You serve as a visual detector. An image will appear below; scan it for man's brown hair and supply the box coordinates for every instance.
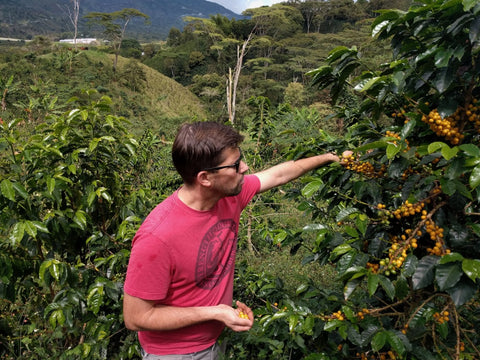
[172,121,244,185]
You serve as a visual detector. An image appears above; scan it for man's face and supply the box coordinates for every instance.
[208,147,248,197]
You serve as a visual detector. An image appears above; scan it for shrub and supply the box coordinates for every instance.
[0,90,160,359]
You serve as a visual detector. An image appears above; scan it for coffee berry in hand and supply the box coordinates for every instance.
[238,311,249,319]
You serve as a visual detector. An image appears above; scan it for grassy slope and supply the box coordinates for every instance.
[6,47,209,137]
[114,54,208,136]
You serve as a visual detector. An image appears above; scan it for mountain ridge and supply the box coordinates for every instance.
[0,0,241,41]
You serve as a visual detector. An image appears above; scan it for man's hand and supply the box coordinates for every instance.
[218,301,254,332]
[339,150,354,165]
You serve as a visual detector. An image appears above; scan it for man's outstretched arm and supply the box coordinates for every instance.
[254,152,343,193]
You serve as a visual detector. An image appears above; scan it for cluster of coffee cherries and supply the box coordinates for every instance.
[238,311,249,319]
[366,262,380,273]
[356,308,370,320]
[466,99,480,132]
[401,166,420,181]
[421,108,464,145]
[375,200,422,274]
[378,230,418,276]
[341,153,386,178]
[327,310,345,321]
[433,310,450,324]
[357,350,397,360]
[424,218,449,256]
[391,199,426,220]
[388,231,418,266]
[391,107,409,124]
[375,187,447,274]
[385,130,410,151]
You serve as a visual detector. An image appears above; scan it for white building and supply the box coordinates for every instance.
[59,38,98,45]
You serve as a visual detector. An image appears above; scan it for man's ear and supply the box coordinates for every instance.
[196,171,212,187]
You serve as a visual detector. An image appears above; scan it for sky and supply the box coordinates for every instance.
[208,0,284,14]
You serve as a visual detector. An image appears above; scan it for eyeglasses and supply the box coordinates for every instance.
[202,150,243,173]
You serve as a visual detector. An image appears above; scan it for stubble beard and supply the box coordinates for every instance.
[224,177,244,197]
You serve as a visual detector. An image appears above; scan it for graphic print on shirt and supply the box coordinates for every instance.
[195,219,237,289]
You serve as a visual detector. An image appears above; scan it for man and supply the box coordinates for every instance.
[123,121,346,359]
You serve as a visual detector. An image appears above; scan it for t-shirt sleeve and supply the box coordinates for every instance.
[123,231,172,301]
[239,174,261,208]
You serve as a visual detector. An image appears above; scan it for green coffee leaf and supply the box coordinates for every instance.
[386,331,406,355]
[470,165,480,189]
[435,263,462,291]
[412,256,439,290]
[462,259,480,281]
[1,179,15,201]
[367,272,379,296]
[378,275,395,300]
[371,331,387,352]
[49,309,66,328]
[9,222,25,246]
[446,278,477,306]
[11,182,28,199]
[73,210,87,230]
[302,180,323,198]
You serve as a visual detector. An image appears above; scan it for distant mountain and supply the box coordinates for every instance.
[0,0,241,41]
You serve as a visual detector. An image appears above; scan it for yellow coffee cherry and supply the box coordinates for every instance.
[238,311,249,319]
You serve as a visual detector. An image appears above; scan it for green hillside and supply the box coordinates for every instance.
[109,54,208,136]
[0,45,207,137]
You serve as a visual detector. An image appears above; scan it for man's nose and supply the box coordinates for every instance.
[239,160,249,173]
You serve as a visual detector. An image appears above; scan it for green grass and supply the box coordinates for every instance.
[237,194,340,298]
[238,249,339,297]
[2,46,208,139]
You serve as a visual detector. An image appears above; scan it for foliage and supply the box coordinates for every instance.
[120,59,147,92]
[284,82,307,108]
[0,48,206,137]
[120,39,143,59]
[147,10,392,119]
[0,90,164,359]
[237,0,480,359]
[84,8,149,72]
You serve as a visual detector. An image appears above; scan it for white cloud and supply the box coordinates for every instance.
[247,0,278,10]
[208,0,282,14]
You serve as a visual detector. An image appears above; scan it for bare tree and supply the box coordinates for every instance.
[182,16,256,125]
[226,30,254,125]
[71,0,80,50]
[60,0,80,50]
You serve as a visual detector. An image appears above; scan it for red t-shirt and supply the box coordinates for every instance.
[123,175,260,355]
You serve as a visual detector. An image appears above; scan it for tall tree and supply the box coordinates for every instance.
[298,1,322,33]
[243,4,303,39]
[85,8,149,72]
[59,0,81,50]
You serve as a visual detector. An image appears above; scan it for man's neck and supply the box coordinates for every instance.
[177,185,220,211]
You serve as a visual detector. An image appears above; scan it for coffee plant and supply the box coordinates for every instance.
[0,90,162,359]
[232,1,480,359]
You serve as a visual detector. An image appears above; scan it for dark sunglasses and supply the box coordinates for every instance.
[202,149,243,173]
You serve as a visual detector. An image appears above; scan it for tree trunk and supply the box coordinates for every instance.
[72,0,79,51]
[226,31,254,125]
